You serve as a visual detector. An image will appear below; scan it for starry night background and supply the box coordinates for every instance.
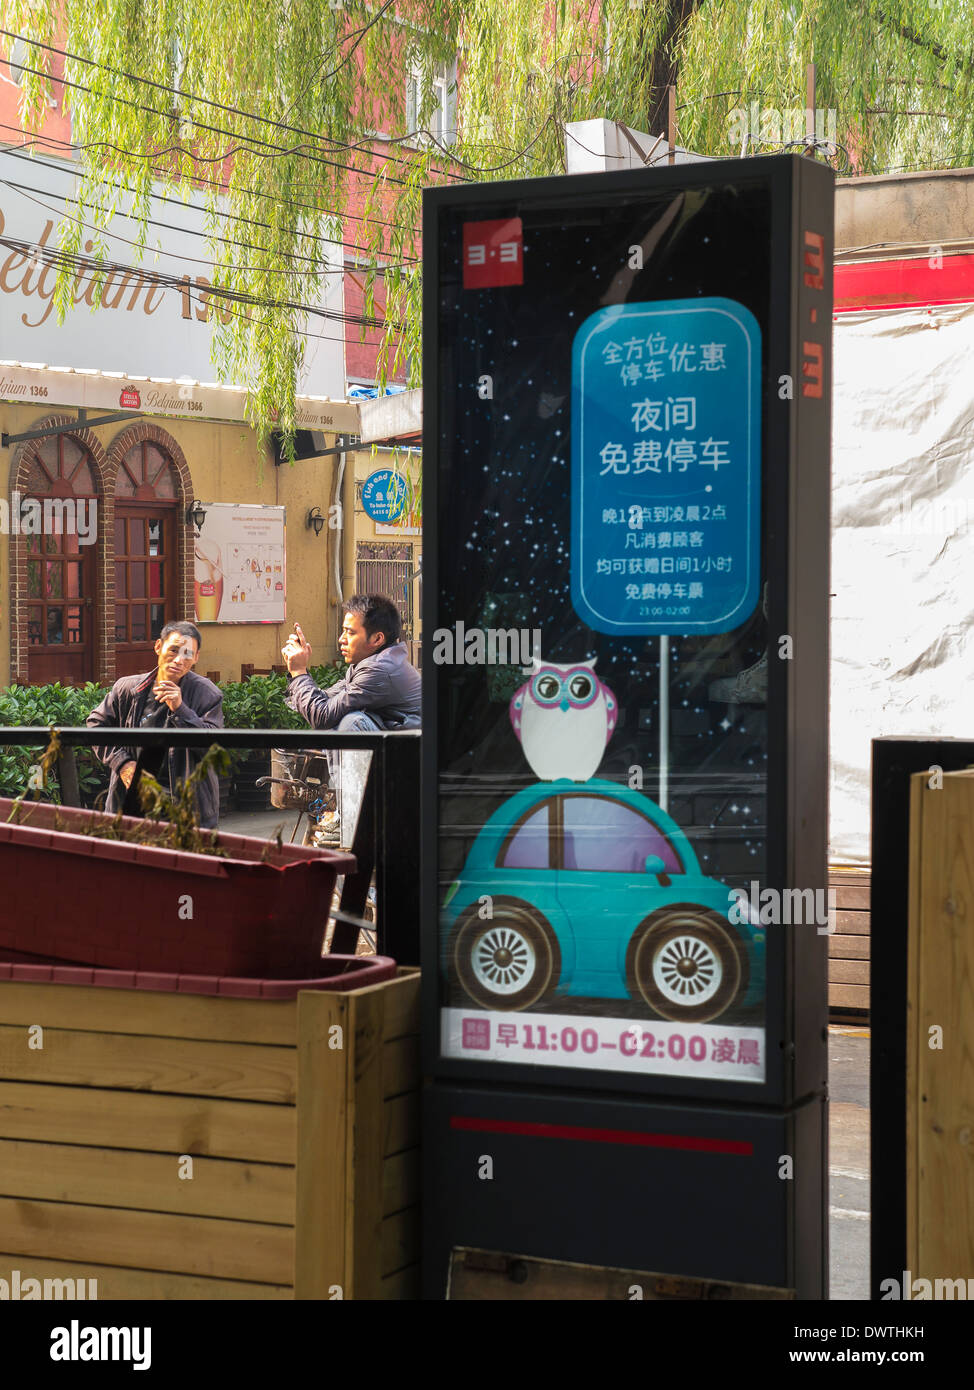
[434,178,774,1023]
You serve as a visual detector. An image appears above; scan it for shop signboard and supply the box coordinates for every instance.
[362,468,408,523]
[192,503,286,624]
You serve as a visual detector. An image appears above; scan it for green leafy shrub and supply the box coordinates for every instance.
[0,681,111,802]
[0,664,349,800]
[218,664,346,731]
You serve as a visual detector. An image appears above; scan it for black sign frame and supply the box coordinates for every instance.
[421,154,834,1110]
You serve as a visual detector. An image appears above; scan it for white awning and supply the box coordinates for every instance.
[357,387,422,443]
[0,360,361,434]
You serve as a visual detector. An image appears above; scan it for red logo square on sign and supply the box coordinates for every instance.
[463,218,524,289]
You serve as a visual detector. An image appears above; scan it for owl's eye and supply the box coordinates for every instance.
[568,674,594,702]
[534,674,561,702]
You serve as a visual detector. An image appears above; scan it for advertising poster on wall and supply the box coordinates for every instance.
[431,180,792,1091]
[193,503,286,624]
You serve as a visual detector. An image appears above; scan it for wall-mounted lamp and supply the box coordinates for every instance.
[186,500,207,533]
[307,505,326,537]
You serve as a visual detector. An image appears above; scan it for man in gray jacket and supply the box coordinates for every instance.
[282,595,421,732]
[86,621,224,829]
[283,595,420,844]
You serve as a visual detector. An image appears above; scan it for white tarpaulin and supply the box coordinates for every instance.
[831,300,974,864]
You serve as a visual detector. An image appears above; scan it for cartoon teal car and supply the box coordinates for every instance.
[442,778,764,1023]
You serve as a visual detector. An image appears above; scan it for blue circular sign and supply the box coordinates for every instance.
[361,469,408,523]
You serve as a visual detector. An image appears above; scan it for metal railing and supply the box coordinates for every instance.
[0,727,421,966]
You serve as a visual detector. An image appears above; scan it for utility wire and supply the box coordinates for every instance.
[0,23,470,182]
[0,122,421,248]
[0,222,400,335]
[0,148,419,276]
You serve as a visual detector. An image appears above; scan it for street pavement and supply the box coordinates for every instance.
[829,1026,870,1300]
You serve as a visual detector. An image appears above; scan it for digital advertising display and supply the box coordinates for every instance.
[423,157,833,1106]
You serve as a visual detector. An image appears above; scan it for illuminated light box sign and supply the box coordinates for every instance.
[423,155,833,1113]
[571,298,761,636]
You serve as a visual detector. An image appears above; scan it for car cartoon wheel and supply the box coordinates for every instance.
[450,901,560,1011]
[627,907,748,1023]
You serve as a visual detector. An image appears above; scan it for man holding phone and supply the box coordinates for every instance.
[282,596,420,844]
[281,595,421,733]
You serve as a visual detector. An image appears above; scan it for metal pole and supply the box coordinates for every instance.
[659,635,669,813]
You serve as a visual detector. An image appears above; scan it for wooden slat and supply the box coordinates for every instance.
[828,961,867,984]
[906,771,925,1271]
[828,983,870,1009]
[381,1207,420,1278]
[384,1093,420,1157]
[0,982,297,1045]
[349,981,388,1299]
[834,910,870,936]
[448,1250,793,1300]
[382,1149,419,1217]
[828,882,871,911]
[383,1036,420,1098]
[381,1263,420,1300]
[909,770,974,1279]
[378,968,421,1041]
[0,1081,296,1164]
[294,989,347,1299]
[0,1197,294,1284]
[0,1253,291,1300]
[828,934,871,960]
[0,1138,295,1224]
[0,1025,296,1103]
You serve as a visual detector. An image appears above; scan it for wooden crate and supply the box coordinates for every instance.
[0,967,420,1299]
[828,867,870,1015]
[906,771,974,1283]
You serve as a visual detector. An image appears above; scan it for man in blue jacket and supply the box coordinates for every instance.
[282,595,420,844]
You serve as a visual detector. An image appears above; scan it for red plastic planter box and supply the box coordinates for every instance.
[0,797,357,977]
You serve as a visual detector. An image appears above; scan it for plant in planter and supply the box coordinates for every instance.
[0,735,357,976]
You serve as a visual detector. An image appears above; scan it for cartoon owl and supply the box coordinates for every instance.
[510,659,618,782]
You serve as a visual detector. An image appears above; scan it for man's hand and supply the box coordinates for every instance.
[282,622,312,675]
[153,680,183,712]
[119,761,137,789]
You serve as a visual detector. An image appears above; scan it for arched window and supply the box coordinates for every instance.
[25,435,99,685]
[114,441,180,676]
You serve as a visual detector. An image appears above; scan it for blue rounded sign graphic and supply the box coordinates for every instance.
[361,469,408,523]
[571,297,762,636]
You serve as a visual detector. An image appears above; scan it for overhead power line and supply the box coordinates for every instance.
[0,23,470,181]
[0,122,422,249]
[0,146,419,275]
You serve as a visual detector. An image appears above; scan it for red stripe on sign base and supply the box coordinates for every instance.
[834,254,974,313]
[449,1116,752,1156]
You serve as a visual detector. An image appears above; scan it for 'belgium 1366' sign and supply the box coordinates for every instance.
[571,298,761,636]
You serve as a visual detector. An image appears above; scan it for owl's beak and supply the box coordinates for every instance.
[559,698,571,712]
